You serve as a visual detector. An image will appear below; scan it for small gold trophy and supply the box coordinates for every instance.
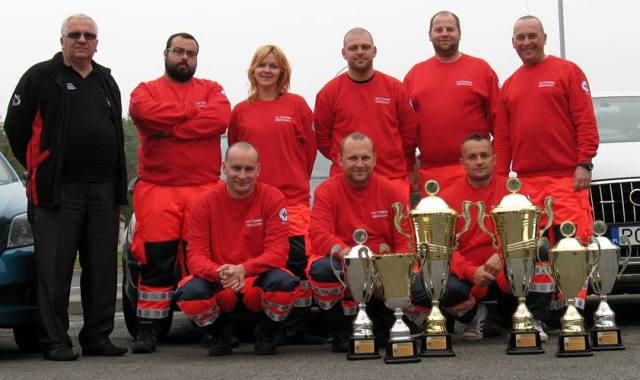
[549,221,599,357]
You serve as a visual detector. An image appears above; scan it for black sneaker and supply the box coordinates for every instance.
[131,321,157,354]
[43,343,79,361]
[82,339,128,356]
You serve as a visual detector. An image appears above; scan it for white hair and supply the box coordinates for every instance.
[60,13,98,36]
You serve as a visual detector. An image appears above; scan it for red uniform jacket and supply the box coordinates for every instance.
[186,181,289,282]
[496,55,599,177]
[129,76,231,185]
[403,54,507,169]
[310,173,410,256]
[228,93,316,205]
[313,71,418,180]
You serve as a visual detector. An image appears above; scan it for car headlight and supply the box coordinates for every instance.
[7,212,34,249]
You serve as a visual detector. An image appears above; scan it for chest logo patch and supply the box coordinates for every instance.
[66,82,77,90]
[456,80,473,87]
[245,218,263,228]
[375,96,391,105]
[371,210,388,219]
[538,81,555,88]
[275,116,292,123]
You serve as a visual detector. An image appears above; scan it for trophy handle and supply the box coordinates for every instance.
[475,201,498,249]
[417,242,429,269]
[587,236,602,279]
[329,250,347,288]
[392,202,414,252]
[357,247,376,301]
[618,235,632,278]
[538,196,554,239]
[455,201,473,245]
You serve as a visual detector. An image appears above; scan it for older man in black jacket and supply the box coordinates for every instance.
[4,13,128,361]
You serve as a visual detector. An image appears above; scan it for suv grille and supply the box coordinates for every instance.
[590,180,640,224]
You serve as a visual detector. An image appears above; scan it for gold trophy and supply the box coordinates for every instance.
[476,177,553,355]
[373,253,421,364]
[549,221,599,357]
[397,180,471,357]
[329,229,380,360]
[587,220,631,351]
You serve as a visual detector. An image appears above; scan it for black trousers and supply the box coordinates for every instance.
[32,181,119,348]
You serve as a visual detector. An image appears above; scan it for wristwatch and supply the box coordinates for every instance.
[577,162,594,172]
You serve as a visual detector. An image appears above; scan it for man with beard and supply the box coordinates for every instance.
[128,32,231,353]
[314,27,418,198]
[404,11,507,194]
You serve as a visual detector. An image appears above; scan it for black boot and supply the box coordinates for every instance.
[131,319,157,354]
[329,308,353,353]
[281,307,326,345]
[204,315,233,357]
[255,314,279,355]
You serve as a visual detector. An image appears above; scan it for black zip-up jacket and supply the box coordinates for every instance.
[3,52,127,208]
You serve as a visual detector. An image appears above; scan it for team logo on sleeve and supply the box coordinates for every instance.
[11,94,21,106]
[581,80,590,94]
[279,208,288,224]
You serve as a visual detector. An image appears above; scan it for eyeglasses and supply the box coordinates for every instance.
[64,32,98,41]
[167,47,198,58]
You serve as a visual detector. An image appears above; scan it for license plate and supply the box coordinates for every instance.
[613,225,640,245]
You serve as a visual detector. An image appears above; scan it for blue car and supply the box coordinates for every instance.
[0,152,38,351]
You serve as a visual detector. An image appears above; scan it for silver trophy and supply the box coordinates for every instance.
[330,229,380,360]
[587,220,631,351]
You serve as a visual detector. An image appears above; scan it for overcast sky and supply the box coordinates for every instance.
[1,0,639,121]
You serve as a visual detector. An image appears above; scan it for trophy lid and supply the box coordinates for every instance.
[587,220,618,251]
[552,221,587,252]
[345,228,373,258]
[494,178,536,209]
[412,180,457,215]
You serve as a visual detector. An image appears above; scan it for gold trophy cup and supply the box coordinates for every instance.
[587,220,631,351]
[373,253,421,364]
[549,221,599,357]
[477,177,553,354]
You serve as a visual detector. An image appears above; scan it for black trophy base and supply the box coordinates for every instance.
[347,338,381,360]
[419,334,455,357]
[557,333,592,357]
[591,328,625,351]
[507,331,544,355]
[384,339,421,364]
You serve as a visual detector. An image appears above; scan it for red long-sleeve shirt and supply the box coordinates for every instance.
[440,175,510,283]
[228,93,316,205]
[496,56,599,177]
[403,54,507,169]
[129,76,231,185]
[313,71,418,179]
[186,181,289,282]
[310,173,410,256]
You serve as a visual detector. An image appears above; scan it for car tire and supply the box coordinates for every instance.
[13,325,40,352]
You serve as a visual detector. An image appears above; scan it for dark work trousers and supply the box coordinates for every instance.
[32,181,119,348]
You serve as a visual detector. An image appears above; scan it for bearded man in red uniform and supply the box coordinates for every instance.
[174,142,299,356]
[497,16,599,313]
[308,132,412,352]
[432,134,550,341]
[128,32,231,353]
[404,11,507,194]
[314,27,418,197]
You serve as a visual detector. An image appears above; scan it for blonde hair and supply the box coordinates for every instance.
[247,45,291,102]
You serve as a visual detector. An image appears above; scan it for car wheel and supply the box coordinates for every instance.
[13,325,40,352]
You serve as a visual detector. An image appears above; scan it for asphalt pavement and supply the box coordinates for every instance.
[1,295,640,379]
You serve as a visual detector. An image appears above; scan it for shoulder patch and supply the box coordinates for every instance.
[581,80,590,94]
[12,94,21,106]
[279,208,288,224]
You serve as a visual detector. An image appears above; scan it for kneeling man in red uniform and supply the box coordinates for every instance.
[174,142,299,356]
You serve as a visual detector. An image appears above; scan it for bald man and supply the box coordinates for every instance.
[314,27,418,198]
[174,142,299,356]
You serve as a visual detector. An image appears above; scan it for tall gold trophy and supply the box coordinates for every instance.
[373,253,421,364]
[477,177,553,354]
[329,229,380,360]
[394,180,472,357]
[549,221,599,357]
[587,221,630,351]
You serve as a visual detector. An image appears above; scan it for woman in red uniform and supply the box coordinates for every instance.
[228,45,319,344]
